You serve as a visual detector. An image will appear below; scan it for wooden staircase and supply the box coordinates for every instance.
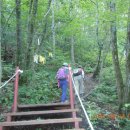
[0,67,85,130]
[0,102,84,130]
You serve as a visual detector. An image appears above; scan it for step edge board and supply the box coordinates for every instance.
[0,118,82,126]
[18,102,70,108]
[5,109,79,116]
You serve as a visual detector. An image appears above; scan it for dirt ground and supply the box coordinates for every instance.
[76,74,119,130]
[83,73,97,97]
[75,74,97,130]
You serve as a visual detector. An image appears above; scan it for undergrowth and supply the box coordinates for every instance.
[82,66,129,130]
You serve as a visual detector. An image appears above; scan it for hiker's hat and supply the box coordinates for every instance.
[63,62,68,67]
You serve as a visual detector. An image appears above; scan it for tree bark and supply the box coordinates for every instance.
[110,0,125,113]
[52,0,55,57]
[126,2,130,102]
[69,0,75,64]
[15,0,22,67]
[71,36,75,64]
[93,46,102,79]
[93,2,103,79]
[26,0,38,69]
[0,0,2,85]
[40,0,52,47]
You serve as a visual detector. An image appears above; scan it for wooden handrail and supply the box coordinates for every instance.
[12,67,19,112]
[68,65,79,128]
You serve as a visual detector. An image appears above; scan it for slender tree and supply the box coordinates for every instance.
[40,0,52,47]
[110,0,125,113]
[26,0,38,69]
[71,36,75,64]
[93,1,103,79]
[15,0,22,67]
[69,0,75,64]
[0,0,2,86]
[52,0,56,57]
[126,2,130,102]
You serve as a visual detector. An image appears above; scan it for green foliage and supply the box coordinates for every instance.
[0,84,14,108]
[0,63,63,108]
[104,54,113,67]
[84,66,94,73]
[1,0,130,129]
[19,66,61,104]
[91,83,117,104]
[0,114,4,122]
[84,101,101,120]
[19,84,61,104]
[84,101,118,130]
[87,62,123,122]
[2,64,14,80]
[100,67,116,86]
[121,119,130,130]
[124,104,130,108]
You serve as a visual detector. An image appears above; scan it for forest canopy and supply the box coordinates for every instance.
[0,0,130,129]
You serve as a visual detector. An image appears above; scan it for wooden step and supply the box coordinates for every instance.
[6,109,78,117]
[18,102,70,108]
[18,102,70,111]
[63,129,85,130]
[0,118,82,127]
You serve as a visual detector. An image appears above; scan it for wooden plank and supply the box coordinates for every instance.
[5,109,78,116]
[18,102,70,109]
[0,118,82,127]
[63,129,85,130]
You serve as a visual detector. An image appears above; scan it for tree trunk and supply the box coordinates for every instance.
[93,46,102,79]
[26,0,38,69]
[126,2,130,102]
[71,36,75,64]
[15,0,22,67]
[40,0,51,47]
[110,0,125,113]
[1,6,7,62]
[52,0,55,57]
[0,0,2,85]
[93,2,103,79]
[69,0,75,65]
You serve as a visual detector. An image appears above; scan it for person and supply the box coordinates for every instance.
[73,65,85,96]
[56,63,69,103]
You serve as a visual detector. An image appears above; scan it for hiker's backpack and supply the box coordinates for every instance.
[73,68,82,76]
[56,67,68,80]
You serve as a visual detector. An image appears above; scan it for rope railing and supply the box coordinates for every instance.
[69,66,94,130]
[0,69,23,89]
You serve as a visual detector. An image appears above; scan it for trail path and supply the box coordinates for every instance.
[77,74,119,130]
[75,73,97,130]
[84,74,97,95]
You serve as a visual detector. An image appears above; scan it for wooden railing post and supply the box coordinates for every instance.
[12,67,19,112]
[0,126,3,130]
[68,65,79,128]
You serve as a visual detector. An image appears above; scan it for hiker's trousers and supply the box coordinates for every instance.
[59,79,68,102]
[73,75,84,95]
